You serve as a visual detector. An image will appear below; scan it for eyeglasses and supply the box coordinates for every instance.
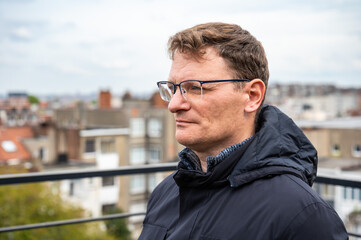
[156,79,251,102]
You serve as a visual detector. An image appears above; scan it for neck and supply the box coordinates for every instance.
[194,152,210,172]
[191,116,256,172]
[194,134,253,172]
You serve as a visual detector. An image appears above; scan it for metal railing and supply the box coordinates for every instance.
[0,162,178,234]
[0,163,361,238]
[0,162,178,185]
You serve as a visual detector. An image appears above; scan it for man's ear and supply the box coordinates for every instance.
[244,79,266,113]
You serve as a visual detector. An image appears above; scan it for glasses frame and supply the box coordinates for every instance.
[156,79,251,102]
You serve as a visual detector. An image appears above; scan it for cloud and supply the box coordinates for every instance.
[352,59,361,70]
[0,0,360,95]
[10,27,32,41]
[55,64,92,76]
[93,59,131,70]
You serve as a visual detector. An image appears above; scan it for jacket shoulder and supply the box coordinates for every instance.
[272,175,348,239]
[230,173,347,239]
[147,172,177,207]
[142,171,179,236]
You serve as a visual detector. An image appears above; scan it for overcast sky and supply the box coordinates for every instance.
[0,0,360,96]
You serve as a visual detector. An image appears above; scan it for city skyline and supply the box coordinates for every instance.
[1,0,361,96]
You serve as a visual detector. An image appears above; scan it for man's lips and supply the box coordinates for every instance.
[175,119,194,126]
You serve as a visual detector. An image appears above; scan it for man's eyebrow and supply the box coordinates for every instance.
[167,76,177,82]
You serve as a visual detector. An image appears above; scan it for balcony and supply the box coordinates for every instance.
[0,163,361,239]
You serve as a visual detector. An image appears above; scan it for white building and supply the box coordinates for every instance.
[57,128,129,218]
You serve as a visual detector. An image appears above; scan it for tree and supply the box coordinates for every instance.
[0,167,117,240]
[28,95,40,105]
[346,210,361,233]
[104,206,132,240]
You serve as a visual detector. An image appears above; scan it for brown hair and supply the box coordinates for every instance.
[168,22,269,90]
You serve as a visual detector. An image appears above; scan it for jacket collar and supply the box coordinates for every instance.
[229,105,317,187]
[173,105,318,189]
[174,138,254,189]
[178,137,254,172]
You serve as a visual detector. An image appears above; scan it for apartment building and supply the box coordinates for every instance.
[296,117,361,228]
[266,84,361,120]
[52,91,181,237]
[57,128,129,218]
[0,92,41,127]
[297,117,361,160]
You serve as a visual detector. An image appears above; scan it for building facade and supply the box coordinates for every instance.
[52,91,181,238]
[297,117,361,232]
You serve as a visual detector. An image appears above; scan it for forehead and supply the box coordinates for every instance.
[168,48,233,82]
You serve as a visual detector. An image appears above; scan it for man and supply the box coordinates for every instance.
[139,22,348,239]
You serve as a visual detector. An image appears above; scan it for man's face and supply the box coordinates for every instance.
[168,47,253,155]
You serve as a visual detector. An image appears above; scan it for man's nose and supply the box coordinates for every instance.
[168,87,190,113]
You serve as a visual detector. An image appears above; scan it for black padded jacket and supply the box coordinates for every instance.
[139,105,348,240]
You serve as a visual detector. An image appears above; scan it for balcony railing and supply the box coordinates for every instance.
[0,163,361,238]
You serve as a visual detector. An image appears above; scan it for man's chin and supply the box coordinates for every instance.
[176,133,202,150]
[176,134,193,147]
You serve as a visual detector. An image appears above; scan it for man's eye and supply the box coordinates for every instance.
[190,85,201,90]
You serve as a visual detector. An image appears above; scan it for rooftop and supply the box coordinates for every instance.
[80,128,129,137]
[296,116,361,129]
[0,127,34,162]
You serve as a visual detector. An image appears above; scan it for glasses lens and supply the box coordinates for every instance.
[158,82,173,102]
[181,81,202,101]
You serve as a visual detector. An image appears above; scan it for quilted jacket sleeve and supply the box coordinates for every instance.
[281,202,348,240]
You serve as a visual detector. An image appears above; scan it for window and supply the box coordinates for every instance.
[102,204,116,214]
[148,174,157,192]
[85,139,95,153]
[302,104,312,110]
[149,147,161,163]
[129,202,147,222]
[130,118,145,137]
[344,188,361,201]
[320,184,334,198]
[38,147,48,162]
[69,181,74,196]
[100,138,115,153]
[130,148,145,165]
[130,175,146,194]
[39,147,44,160]
[344,187,355,200]
[352,144,361,158]
[1,140,17,152]
[102,176,115,186]
[148,118,162,137]
[331,144,341,157]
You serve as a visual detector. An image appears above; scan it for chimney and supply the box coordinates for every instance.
[99,90,112,109]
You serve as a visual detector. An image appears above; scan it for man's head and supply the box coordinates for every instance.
[163,22,268,161]
[168,22,269,92]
